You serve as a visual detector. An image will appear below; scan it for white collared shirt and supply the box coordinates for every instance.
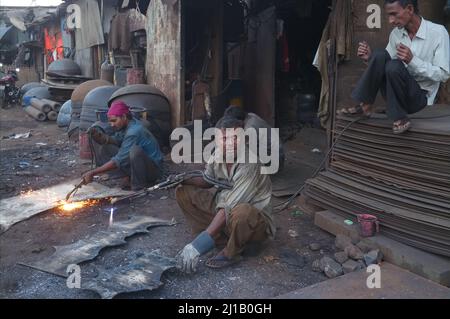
[386,18,450,105]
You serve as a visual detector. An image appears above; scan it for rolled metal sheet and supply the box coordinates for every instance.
[24,106,46,121]
[41,99,61,112]
[47,111,58,121]
[30,98,52,113]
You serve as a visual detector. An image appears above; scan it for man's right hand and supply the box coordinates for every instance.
[357,41,371,62]
[88,126,110,145]
[82,170,95,185]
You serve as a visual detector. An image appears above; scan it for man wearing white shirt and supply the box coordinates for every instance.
[339,0,449,134]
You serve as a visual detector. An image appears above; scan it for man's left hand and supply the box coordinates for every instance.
[397,44,413,64]
[175,243,201,274]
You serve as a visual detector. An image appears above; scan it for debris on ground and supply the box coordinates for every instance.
[2,131,32,139]
[363,249,384,266]
[288,229,299,238]
[309,243,321,251]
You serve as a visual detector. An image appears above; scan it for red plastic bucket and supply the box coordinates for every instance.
[79,131,92,160]
[357,214,379,237]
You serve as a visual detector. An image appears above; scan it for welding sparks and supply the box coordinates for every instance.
[19,188,102,214]
[109,207,115,227]
[57,199,100,213]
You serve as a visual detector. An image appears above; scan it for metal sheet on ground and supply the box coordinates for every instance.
[20,216,176,277]
[81,252,175,299]
[0,179,134,233]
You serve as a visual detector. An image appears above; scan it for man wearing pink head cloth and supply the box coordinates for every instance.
[83,100,164,190]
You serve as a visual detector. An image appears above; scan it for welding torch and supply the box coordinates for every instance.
[65,179,86,202]
[110,170,233,204]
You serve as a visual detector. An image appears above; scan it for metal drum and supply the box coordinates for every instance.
[80,85,120,131]
[108,84,171,147]
[22,86,51,107]
[69,80,112,138]
[48,59,81,76]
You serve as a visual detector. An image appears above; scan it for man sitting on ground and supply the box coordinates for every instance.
[339,0,449,134]
[175,117,275,273]
[219,105,285,171]
[82,100,164,190]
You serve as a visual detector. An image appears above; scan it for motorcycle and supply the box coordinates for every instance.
[0,69,20,109]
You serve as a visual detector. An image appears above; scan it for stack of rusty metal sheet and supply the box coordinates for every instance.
[305,105,450,257]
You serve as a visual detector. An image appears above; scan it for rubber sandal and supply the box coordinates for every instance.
[393,118,411,134]
[205,253,242,269]
[337,105,371,118]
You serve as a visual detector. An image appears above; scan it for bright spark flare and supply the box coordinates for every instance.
[57,199,100,212]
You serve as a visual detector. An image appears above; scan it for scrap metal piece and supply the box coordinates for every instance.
[0,179,134,233]
[20,216,176,277]
[81,252,175,299]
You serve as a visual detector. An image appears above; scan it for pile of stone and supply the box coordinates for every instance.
[312,234,383,279]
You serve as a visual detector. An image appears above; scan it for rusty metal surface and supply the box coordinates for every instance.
[242,6,276,125]
[47,59,82,76]
[305,105,450,257]
[71,80,113,103]
[336,0,393,110]
[108,84,169,106]
[0,179,134,233]
[81,252,175,299]
[84,86,121,108]
[20,216,176,277]
[146,0,183,128]
[108,84,172,146]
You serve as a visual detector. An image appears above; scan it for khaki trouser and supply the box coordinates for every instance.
[175,185,269,258]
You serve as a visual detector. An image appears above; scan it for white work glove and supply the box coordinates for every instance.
[175,231,215,274]
[175,243,201,274]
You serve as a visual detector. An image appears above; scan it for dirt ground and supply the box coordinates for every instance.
[0,106,336,299]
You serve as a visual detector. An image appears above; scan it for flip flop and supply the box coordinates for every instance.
[393,118,411,134]
[205,253,242,269]
[337,105,372,118]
